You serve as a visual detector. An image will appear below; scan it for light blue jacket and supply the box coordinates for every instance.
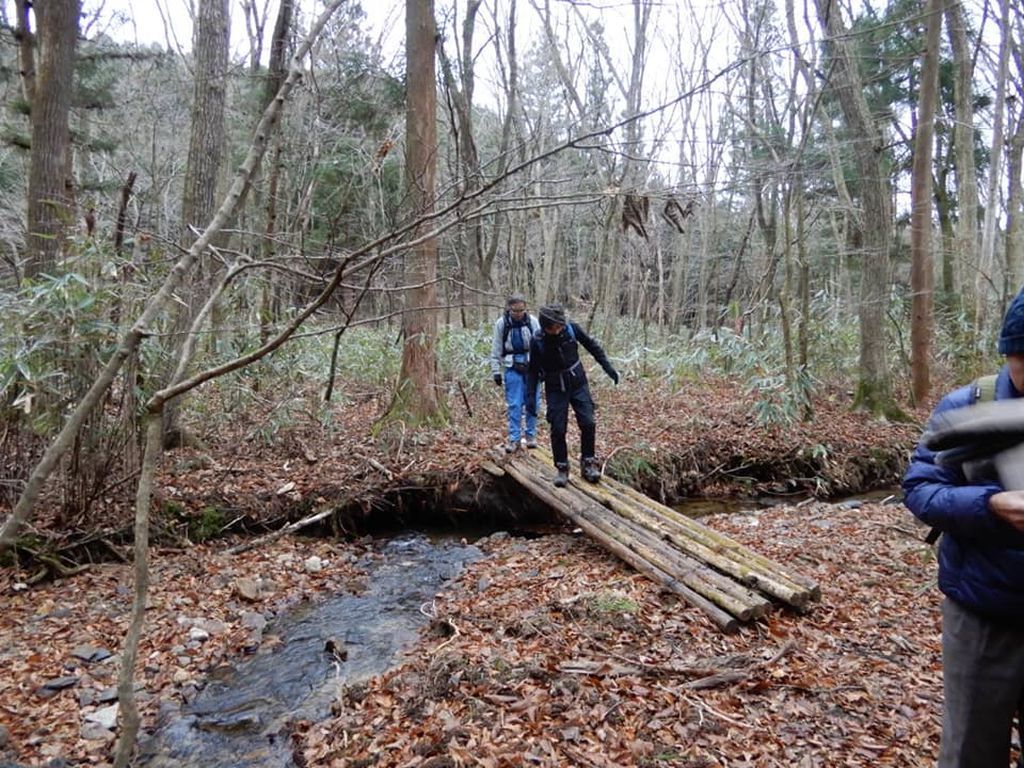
[490,312,541,376]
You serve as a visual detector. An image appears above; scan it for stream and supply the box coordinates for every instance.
[136,534,484,768]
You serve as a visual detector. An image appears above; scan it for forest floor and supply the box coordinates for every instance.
[0,376,952,766]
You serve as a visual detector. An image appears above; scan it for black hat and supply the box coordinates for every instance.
[538,304,566,328]
[1000,288,1024,355]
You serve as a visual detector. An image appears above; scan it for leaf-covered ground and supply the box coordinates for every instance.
[0,378,946,766]
[299,502,943,767]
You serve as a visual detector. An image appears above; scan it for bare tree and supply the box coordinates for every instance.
[978,0,1012,315]
[438,0,489,325]
[910,0,943,405]
[945,0,979,306]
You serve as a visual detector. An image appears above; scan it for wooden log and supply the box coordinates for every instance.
[605,475,821,601]
[508,457,768,617]
[573,481,794,614]
[570,498,770,621]
[502,461,742,633]
[527,449,820,603]
[563,495,772,620]
[571,474,815,610]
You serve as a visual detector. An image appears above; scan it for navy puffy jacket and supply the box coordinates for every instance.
[903,365,1024,622]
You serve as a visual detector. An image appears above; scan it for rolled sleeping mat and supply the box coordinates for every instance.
[923,399,1024,452]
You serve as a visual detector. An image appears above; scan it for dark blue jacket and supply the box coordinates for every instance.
[903,366,1024,622]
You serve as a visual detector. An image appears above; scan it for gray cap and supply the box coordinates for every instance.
[538,304,566,328]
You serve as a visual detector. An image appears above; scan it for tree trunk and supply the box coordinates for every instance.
[978,0,1011,313]
[24,0,79,280]
[813,0,895,416]
[383,0,447,427]
[946,0,979,313]
[909,0,942,406]
[1007,110,1024,295]
[163,0,231,448]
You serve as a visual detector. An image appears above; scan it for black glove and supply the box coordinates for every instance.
[607,367,619,385]
[493,373,503,386]
[526,400,537,418]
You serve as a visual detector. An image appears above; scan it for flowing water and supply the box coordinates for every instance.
[137,535,483,768]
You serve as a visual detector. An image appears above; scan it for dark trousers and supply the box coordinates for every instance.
[939,597,1024,767]
[545,383,596,468]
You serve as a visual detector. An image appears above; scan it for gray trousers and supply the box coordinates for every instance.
[940,597,1024,767]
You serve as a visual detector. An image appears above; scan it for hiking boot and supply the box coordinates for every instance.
[505,441,520,454]
[554,464,569,488]
[582,457,601,483]
[525,437,538,449]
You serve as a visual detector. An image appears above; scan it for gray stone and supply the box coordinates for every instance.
[70,645,112,664]
[80,723,114,742]
[84,703,119,730]
[188,626,209,642]
[96,687,118,703]
[195,618,226,635]
[234,577,261,602]
[240,611,267,632]
[38,676,79,697]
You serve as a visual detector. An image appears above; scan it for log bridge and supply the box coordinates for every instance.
[492,449,821,633]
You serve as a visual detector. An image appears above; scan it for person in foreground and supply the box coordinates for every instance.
[526,304,618,487]
[903,287,1024,767]
[490,293,542,453]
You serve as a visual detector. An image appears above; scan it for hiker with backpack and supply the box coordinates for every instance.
[490,293,542,453]
[526,303,619,487]
[903,286,1024,767]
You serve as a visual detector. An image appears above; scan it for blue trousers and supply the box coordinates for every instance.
[545,383,596,467]
[504,367,539,443]
[939,597,1024,767]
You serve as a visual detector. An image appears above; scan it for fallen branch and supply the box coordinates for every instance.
[227,503,341,555]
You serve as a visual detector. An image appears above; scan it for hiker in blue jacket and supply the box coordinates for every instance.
[490,293,542,453]
[526,304,619,487]
[903,286,1024,767]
